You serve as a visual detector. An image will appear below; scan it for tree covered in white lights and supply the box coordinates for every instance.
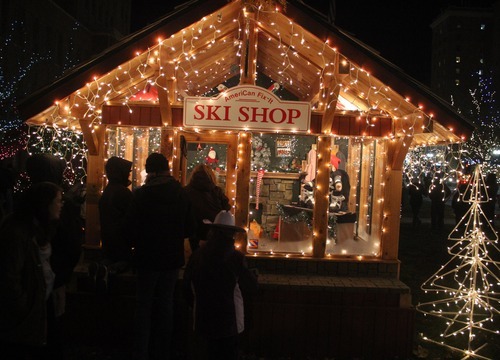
[0,19,86,186]
[417,165,500,359]
[460,71,500,175]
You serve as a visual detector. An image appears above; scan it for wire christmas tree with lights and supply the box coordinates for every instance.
[417,164,500,359]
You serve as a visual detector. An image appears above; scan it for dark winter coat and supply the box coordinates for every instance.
[183,232,258,339]
[125,174,195,271]
[0,213,47,346]
[184,171,230,245]
[99,157,133,262]
[408,183,424,208]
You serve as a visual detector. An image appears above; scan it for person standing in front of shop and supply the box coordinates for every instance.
[96,156,134,287]
[0,181,63,360]
[183,210,258,360]
[428,175,451,231]
[184,164,231,253]
[408,177,424,229]
[125,153,195,360]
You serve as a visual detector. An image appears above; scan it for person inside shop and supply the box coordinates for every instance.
[183,210,258,360]
[95,156,134,291]
[0,181,64,360]
[329,154,350,213]
[124,152,195,360]
[184,164,231,253]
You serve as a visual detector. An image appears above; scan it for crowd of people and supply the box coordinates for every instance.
[0,152,258,360]
[406,170,498,231]
[2,150,497,360]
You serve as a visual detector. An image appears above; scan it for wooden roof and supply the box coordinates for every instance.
[17,0,474,146]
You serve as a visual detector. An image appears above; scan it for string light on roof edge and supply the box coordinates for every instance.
[416,164,500,359]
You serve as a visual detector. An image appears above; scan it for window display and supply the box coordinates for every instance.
[247,134,382,257]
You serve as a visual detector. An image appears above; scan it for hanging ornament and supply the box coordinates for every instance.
[197,143,202,151]
[205,147,218,165]
[268,82,280,93]
[255,169,265,209]
[216,84,228,93]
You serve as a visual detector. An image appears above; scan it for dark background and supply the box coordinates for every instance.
[131,0,498,86]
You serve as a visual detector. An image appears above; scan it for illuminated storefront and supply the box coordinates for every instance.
[19,1,474,357]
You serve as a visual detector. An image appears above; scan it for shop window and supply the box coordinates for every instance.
[186,142,228,192]
[247,134,381,257]
[106,127,161,188]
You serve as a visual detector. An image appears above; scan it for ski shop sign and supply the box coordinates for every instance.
[184,85,310,132]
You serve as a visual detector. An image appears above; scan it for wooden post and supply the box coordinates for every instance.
[380,136,413,262]
[312,136,331,258]
[161,128,175,177]
[234,132,251,253]
[82,123,106,247]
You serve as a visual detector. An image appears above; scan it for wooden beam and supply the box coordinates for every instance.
[320,80,340,133]
[79,118,99,155]
[156,73,172,126]
[312,136,331,258]
[234,132,251,253]
[84,123,106,247]
[161,128,175,170]
[379,136,412,262]
[380,168,403,262]
[387,135,413,171]
[239,13,257,85]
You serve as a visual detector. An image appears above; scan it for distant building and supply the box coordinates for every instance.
[430,1,500,114]
[0,0,131,98]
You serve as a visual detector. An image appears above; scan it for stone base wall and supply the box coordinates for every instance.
[251,177,299,235]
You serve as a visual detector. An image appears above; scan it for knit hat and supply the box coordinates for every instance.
[203,210,246,233]
[145,153,169,174]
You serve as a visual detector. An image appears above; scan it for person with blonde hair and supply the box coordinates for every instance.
[185,164,231,252]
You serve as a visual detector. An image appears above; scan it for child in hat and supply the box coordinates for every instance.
[183,210,258,360]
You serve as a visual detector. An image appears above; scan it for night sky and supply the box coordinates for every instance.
[131,0,497,86]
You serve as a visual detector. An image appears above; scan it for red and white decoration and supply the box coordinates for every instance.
[255,169,265,210]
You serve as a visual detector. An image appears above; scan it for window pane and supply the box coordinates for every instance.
[247,133,316,255]
[106,126,161,188]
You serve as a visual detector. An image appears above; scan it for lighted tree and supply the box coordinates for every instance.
[0,20,40,159]
[1,19,86,185]
[417,165,500,359]
[459,70,500,175]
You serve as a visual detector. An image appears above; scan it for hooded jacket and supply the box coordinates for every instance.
[99,157,133,261]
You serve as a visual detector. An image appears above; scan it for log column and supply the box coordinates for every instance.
[380,135,413,263]
[312,136,331,258]
[80,119,106,247]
